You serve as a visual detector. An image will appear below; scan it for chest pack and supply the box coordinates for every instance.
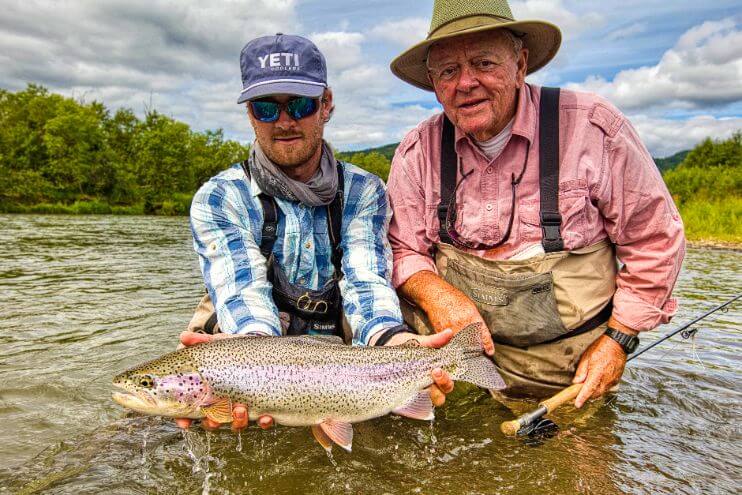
[243,160,346,337]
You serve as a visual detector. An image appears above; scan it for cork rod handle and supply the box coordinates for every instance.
[540,383,583,413]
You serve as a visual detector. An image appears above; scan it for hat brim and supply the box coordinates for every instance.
[237,80,326,104]
[390,20,561,91]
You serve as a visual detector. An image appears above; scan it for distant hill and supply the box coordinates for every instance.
[339,143,398,161]
[341,142,690,171]
[655,150,690,172]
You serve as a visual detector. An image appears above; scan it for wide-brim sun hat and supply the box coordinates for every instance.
[390,0,562,91]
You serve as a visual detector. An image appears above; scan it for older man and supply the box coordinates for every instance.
[388,1,685,406]
[177,34,456,433]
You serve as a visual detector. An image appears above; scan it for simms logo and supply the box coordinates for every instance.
[258,52,300,71]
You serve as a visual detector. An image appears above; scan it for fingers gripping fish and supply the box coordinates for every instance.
[112,324,504,452]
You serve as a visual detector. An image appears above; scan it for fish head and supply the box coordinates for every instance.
[112,349,209,419]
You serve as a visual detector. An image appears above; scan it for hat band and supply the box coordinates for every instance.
[241,78,327,94]
[430,15,515,39]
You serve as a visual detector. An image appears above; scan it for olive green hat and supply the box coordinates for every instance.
[390,0,562,91]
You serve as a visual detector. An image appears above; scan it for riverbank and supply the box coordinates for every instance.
[2,205,740,249]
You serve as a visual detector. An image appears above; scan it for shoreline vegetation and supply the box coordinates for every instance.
[1,85,740,245]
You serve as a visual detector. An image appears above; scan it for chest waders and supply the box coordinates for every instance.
[187,162,348,341]
[401,87,617,398]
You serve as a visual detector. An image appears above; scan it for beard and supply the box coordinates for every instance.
[260,127,324,169]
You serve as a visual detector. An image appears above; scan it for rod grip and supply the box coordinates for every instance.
[540,383,583,413]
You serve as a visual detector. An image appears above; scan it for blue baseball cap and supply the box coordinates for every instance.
[237,33,328,104]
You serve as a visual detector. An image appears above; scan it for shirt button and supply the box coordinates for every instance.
[305,241,312,249]
[298,278,306,285]
[487,167,493,174]
[486,204,493,211]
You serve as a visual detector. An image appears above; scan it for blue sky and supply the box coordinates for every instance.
[1,0,740,156]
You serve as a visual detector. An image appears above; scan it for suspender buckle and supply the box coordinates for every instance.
[436,204,448,220]
[540,212,562,242]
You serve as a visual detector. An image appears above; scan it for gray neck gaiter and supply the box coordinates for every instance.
[248,140,338,206]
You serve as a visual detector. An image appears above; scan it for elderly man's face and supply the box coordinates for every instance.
[427,31,528,142]
[248,90,333,169]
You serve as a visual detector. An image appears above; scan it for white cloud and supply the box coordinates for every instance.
[606,22,648,41]
[0,0,738,153]
[326,102,439,149]
[370,18,429,47]
[567,17,742,111]
[510,0,604,38]
[631,115,742,157]
[0,0,299,136]
[309,31,365,71]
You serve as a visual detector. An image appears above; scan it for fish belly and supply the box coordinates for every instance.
[201,362,436,426]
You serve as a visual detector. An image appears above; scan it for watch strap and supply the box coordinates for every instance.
[373,324,414,346]
[605,327,640,354]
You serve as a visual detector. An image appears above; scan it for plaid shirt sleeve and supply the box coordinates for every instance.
[190,171,281,336]
[339,169,404,345]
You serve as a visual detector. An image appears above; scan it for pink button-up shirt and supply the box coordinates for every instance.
[388,84,685,332]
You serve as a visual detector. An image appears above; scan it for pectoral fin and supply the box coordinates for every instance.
[319,419,353,452]
[311,425,334,452]
[392,390,435,421]
[201,397,233,424]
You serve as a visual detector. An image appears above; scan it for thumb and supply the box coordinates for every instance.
[418,329,454,349]
[573,356,590,384]
[180,331,211,347]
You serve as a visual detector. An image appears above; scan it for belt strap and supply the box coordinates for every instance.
[539,87,565,253]
[539,302,613,346]
[438,116,457,244]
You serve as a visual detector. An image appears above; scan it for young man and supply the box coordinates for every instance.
[177,34,456,431]
[387,1,685,406]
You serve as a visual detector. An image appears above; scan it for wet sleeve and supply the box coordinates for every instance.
[339,174,404,346]
[387,134,438,288]
[190,179,281,336]
[595,117,686,332]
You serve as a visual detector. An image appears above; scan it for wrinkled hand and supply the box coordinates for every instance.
[384,330,456,407]
[426,303,495,357]
[572,335,627,408]
[174,331,274,431]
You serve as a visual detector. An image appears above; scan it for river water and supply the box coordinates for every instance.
[0,214,739,495]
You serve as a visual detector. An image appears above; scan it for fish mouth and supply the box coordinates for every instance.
[111,385,201,419]
[111,384,157,409]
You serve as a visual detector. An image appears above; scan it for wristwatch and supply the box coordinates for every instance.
[604,327,640,355]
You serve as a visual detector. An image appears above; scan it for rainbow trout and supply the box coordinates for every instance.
[112,325,504,451]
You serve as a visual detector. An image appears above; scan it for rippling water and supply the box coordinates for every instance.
[0,214,739,495]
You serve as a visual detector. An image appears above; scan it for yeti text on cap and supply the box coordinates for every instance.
[258,53,300,71]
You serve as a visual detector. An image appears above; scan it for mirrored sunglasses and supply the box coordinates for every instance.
[249,96,319,123]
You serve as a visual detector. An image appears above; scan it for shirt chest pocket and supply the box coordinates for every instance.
[518,180,589,249]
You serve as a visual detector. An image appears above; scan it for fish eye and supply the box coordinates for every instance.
[139,375,155,388]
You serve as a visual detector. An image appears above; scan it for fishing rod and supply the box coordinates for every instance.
[500,293,741,438]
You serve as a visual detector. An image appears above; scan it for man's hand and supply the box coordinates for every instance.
[572,335,627,408]
[399,270,494,356]
[175,331,274,431]
[383,329,456,407]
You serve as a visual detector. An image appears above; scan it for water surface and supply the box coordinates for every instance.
[0,214,739,494]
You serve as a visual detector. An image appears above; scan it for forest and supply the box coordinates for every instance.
[1,85,739,243]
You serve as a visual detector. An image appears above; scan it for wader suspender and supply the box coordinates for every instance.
[538,87,565,252]
[437,117,457,245]
[437,87,565,252]
[254,162,345,279]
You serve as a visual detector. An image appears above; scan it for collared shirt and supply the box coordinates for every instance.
[190,161,403,345]
[388,84,686,332]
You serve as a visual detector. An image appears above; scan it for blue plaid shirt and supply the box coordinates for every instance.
[190,161,403,345]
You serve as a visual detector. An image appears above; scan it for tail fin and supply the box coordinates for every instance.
[446,324,506,390]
